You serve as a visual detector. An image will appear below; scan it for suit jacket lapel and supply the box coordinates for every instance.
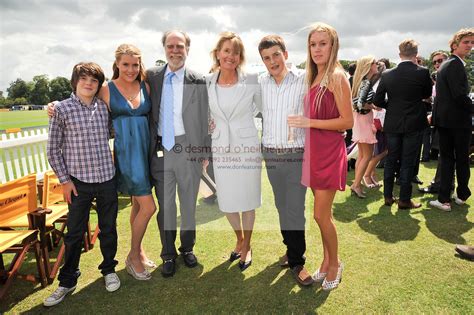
[208,72,227,121]
[151,67,165,123]
[182,68,196,113]
[226,70,247,120]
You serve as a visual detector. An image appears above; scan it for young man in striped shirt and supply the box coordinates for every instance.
[258,35,312,286]
[45,62,120,306]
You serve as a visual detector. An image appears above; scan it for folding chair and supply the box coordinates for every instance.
[41,171,99,282]
[42,171,99,250]
[41,171,69,248]
[0,174,50,299]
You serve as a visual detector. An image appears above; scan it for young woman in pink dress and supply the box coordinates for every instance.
[288,22,353,291]
[350,56,379,198]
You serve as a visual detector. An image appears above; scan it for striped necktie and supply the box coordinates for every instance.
[162,72,175,151]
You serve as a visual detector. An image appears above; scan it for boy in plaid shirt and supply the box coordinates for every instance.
[45,62,120,306]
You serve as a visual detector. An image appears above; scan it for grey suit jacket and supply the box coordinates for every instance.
[146,65,209,162]
[206,71,262,154]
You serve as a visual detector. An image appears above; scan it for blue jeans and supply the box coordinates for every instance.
[384,131,423,202]
[58,176,118,288]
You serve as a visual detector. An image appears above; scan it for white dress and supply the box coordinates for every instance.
[209,73,262,213]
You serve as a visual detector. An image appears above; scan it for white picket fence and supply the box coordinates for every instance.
[0,128,51,184]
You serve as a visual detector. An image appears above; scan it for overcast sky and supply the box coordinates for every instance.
[0,0,472,94]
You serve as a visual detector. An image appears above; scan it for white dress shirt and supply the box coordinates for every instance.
[260,69,306,148]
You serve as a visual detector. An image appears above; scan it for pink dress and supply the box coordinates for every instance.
[352,109,377,144]
[301,85,347,191]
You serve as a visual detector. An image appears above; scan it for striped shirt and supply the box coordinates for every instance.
[260,69,306,148]
[47,93,115,184]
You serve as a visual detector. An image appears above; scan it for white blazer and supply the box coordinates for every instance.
[205,70,262,153]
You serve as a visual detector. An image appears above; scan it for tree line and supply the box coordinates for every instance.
[0,75,72,108]
[1,53,472,108]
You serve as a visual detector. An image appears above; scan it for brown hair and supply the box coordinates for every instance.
[430,50,448,61]
[161,30,191,48]
[258,34,287,55]
[449,28,474,53]
[70,62,105,94]
[399,39,418,58]
[210,31,246,73]
[112,44,146,82]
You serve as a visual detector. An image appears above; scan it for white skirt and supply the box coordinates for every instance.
[212,151,262,213]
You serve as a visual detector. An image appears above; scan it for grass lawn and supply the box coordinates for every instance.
[0,111,49,131]
[1,161,473,313]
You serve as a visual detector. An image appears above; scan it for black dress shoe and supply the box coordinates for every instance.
[412,176,423,185]
[203,194,217,205]
[418,185,439,194]
[182,251,198,268]
[161,259,176,278]
[455,245,474,261]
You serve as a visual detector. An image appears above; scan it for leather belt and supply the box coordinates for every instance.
[262,146,304,155]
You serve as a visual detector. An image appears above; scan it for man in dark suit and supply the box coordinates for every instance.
[146,30,209,277]
[374,39,432,210]
[418,51,449,194]
[429,28,473,212]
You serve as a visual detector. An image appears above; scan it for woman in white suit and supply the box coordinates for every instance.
[206,32,262,271]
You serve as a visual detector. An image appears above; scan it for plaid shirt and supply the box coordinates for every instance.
[47,93,115,184]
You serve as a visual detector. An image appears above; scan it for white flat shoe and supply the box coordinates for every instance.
[311,269,327,283]
[143,259,157,269]
[126,257,151,281]
[322,262,344,291]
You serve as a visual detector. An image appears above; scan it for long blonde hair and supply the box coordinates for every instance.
[210,32,246,73]
[351,55,375,98]
[305,22,343,109]
[112,43,146,82]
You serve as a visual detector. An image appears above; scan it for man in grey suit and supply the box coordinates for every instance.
[146,30,209,277]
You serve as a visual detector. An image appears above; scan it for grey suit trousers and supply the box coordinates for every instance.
[150,135,201,260]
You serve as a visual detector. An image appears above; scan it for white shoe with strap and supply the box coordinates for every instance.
[322,262,344,291]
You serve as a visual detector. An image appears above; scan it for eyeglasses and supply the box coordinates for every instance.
[433,59,444,65]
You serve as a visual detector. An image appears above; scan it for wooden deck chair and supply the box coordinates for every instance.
[42,171,98,250]
[41,171,69,248]
[0,174,50,299]
[0,174,38,228]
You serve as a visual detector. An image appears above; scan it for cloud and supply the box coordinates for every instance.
[0,0,472,94]
[46,45,78,55]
